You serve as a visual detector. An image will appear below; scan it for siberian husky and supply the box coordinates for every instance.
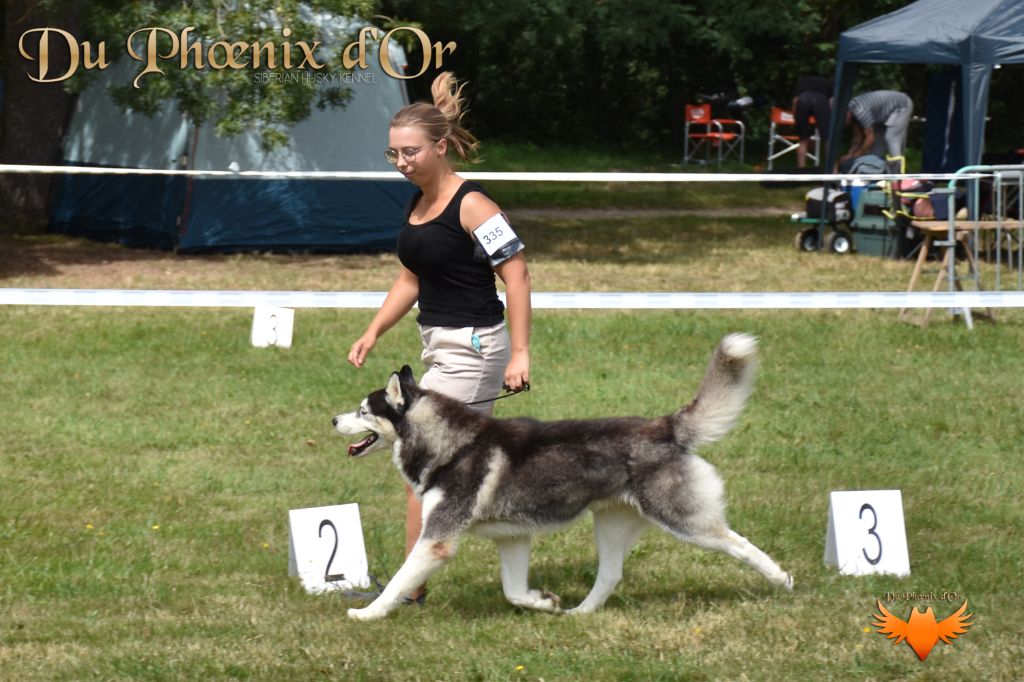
[332,333,792,620]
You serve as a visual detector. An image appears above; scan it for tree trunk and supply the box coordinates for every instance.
[0,0,83,231]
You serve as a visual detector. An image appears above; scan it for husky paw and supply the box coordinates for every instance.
[347,606,387,621]
[781,573,794,592]
[563,605,594,616]
[510,589,562,613]
[533,590,562,614]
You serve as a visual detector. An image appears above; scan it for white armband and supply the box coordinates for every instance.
[473,213,519,256]
[472,212,525,267]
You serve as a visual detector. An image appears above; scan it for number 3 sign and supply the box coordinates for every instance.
[824,490,910,577]
[251,305,294,348]
[288,503,371,593]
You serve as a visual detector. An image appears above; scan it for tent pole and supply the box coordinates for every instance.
[821,61,859,249]
[177,125,201,253]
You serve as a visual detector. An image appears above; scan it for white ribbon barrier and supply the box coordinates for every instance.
[2,288,1023,310]
[0,163,984,184]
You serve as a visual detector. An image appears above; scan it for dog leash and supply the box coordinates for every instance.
[465,382,530,407]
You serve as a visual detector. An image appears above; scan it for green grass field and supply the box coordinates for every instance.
[2,306,1023,680]
[2,167,1024,679]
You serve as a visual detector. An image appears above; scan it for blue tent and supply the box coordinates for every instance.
[50,12,415,252]
[825,0,1024,173]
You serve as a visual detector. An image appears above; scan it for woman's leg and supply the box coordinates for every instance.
[404,484,425,601]
[405,484,422,556]
[403,323,510,600]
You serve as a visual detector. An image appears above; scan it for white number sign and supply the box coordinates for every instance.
[472,212,518,256]
[251,306,294,348]
[287,503,371,594]
[824,490,910,576]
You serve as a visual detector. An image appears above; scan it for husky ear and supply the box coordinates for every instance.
[398,364,417,387]
[385,371,405,410]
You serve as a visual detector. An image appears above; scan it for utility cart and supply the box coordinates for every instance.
[792,183,916,258]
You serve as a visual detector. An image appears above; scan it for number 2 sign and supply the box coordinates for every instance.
[824,490,910,577]
[287,503,371,594]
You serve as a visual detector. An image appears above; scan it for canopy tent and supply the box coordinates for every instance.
[825,0,1024,174]
[50,11,415,252]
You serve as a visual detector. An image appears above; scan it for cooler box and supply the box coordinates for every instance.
[851,188,907,258]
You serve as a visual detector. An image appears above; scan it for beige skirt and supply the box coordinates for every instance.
[418,322,511,415]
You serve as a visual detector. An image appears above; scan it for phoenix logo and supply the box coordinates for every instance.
[873,599,973,660]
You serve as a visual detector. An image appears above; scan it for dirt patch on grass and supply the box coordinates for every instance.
[513,206,793,220]
[0,235,401,291]
[0,208,789,293]
[1,207,917,295]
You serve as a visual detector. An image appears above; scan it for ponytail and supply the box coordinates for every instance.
[390,72,480,163]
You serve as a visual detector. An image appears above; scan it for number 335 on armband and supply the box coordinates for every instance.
[473,212,525,266]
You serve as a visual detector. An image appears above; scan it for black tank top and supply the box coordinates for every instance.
[397,180,505,327]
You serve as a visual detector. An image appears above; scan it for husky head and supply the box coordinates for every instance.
[332,365,419,457]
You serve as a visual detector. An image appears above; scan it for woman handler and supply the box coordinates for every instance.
[347,72,532,603]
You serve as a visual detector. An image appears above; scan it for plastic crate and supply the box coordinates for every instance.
[851,188,903,258]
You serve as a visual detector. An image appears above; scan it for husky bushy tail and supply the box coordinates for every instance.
[674,333,758,447]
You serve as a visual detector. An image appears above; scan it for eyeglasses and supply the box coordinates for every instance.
[384,141,436,164]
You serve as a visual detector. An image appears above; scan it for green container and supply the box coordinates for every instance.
[851,188,904,258]
[853,223,902,258]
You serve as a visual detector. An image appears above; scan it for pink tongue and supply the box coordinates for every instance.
[348,436,373,455]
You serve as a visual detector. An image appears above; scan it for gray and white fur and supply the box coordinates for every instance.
[332,333,792,620]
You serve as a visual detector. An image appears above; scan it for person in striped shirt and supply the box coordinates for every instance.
[839,90,913,165]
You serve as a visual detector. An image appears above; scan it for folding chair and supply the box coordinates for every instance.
[682,104,745,166]
[766,106,819,170]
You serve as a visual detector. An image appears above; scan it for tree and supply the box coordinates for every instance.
[2,0,376,228]
[1,0,84,228]
[379,0,921,151]
[382,0,714,148]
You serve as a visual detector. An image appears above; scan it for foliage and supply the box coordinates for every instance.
[63,0,377,151]
[380,0,1024,151]
[6,0,1024,161]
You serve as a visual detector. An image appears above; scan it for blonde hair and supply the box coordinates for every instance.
[390,72,480,162]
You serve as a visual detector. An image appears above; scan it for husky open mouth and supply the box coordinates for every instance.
[348,432,379,457]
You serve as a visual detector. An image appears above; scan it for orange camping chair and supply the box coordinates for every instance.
[683,104,745,166]
[766,106,820,170]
